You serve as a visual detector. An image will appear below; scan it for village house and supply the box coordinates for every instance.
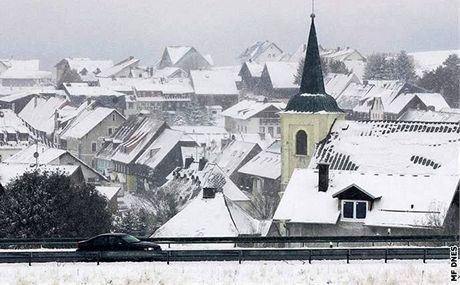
[96,56,144,79]
[62,82,127,113]
[152,162,270,238]
[221,99,286,138]
[57,104,126,167]
[55,57,114,86]
[271,13,459,237]
[0,59,52,87]
[96,114,196,192]
[238,41,289,64]
[238,61,264,94]
[5,143,107,184]
[0,109,31,161]
[256,62,299,98]
[157,46,213,72]
[324,73,361,98]
[190,69,239,109]
[19,94,69,144]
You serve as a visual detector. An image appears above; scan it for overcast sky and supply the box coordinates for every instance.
[0,0,458,69]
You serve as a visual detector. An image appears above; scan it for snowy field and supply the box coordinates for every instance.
[0,260,449,285]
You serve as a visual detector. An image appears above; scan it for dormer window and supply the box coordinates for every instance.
[342,200,368,220]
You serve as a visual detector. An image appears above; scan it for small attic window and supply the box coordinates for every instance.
[342,200,367,220]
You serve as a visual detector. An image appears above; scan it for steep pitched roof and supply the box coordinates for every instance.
[263,62,298,89]
[284,15,343,114]
[97,56,140,78]
[311,120,460,175]
[238,41,284,63]
[19,95,68,134]
[221,100,285,120]
[238,150,281,180]
[274,168,459,228]
[190,70,238,95]
[59,107,122,139]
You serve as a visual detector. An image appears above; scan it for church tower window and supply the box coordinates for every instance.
[295,130,308,155]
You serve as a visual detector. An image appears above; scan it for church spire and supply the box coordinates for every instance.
[299,13,325,94]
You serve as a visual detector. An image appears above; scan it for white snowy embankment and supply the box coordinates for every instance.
[0,260,449,285]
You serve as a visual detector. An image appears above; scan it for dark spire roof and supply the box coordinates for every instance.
[300,15,325,94]
[285,14,344,113]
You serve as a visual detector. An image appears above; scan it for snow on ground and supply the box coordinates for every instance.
[0,260,448,285]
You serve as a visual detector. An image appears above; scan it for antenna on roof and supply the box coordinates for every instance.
[311,0,315,18]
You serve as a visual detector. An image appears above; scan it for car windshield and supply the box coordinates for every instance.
[121,235,140,243]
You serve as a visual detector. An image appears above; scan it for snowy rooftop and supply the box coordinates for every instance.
[263,62,298,89]
[19,96,68,134]
[151,67,186,79]
[311,120,460,175]
[0,69,51,80]
[165,46,193,65]
[409,50,460,76]
[324,73,359,98]
[108,117,166,164]
[135,128,184,169]
[5,144,66,164]
[217,140,261,177]
[0,109,29,132]
[97,57,140,78]
[0,163,79,186]
[221,100,285,120]
[399,109,460,123]
[95,186,121,200]
[0,59,39,71]
[190,70,238,95]
[59,58,113,74]
[274,168,459,228]
[152,191,265,237]
[60,106,121,139]
[240,62,264,78]
[238,150,281,180]
[63,83,125,97]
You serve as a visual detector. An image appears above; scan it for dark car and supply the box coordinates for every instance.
[77,233,161,252]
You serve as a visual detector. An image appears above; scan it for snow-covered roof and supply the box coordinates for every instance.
[95,186,121,200]
[238,150,281,180]
[217,140,261,177]
[152,190,263,237]
[274,168,459,228]
[166,46,193,65]
[0,109,29,132]
[152,67,187,79]
[63,83,125,97]
[108,117,166,164]
[59,58,113,74]
[19,95,68,134]
[324,73,360,98]
[238,41,284,63]
[97,57,140,78]
[311,120,460,175]
[240,62,264,77]
[135,128,184,169]
[5,144,65,164]
[0,163,80,186]
[335,82,373,110]
[60,106,121,139]
[190,70,238,95]
[409,50,460,76]
[399,109,460,123]
[263,62,298,89]
[321,48,365,62]
[221,100,285,120]
[0,59,39,72]
[0,69,51,80]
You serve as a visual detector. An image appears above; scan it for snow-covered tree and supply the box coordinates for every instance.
[0,170,111,238]
[393,51,417,82]
[418,54,460,108]
[363,53,388,80]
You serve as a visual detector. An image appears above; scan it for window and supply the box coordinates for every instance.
[295,130,308,155]
[108,128,113,136]
[112,114,116,121]
[342,200,367,220]
[268,127,274,137]
[91,142,97,153]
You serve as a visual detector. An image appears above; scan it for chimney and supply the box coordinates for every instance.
[202,187,216,199]
[184,156,194,169]
[198,157,207,171]
[318,163,329,192]
[34,96,38,108]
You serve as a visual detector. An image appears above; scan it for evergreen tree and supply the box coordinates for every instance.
[363,53,388,80]
[328,59,350,74]
[418,54,460,108]
[393,51,417,82]
[0,170,112,238]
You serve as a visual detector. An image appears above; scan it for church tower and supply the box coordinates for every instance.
[280,12,345,190]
